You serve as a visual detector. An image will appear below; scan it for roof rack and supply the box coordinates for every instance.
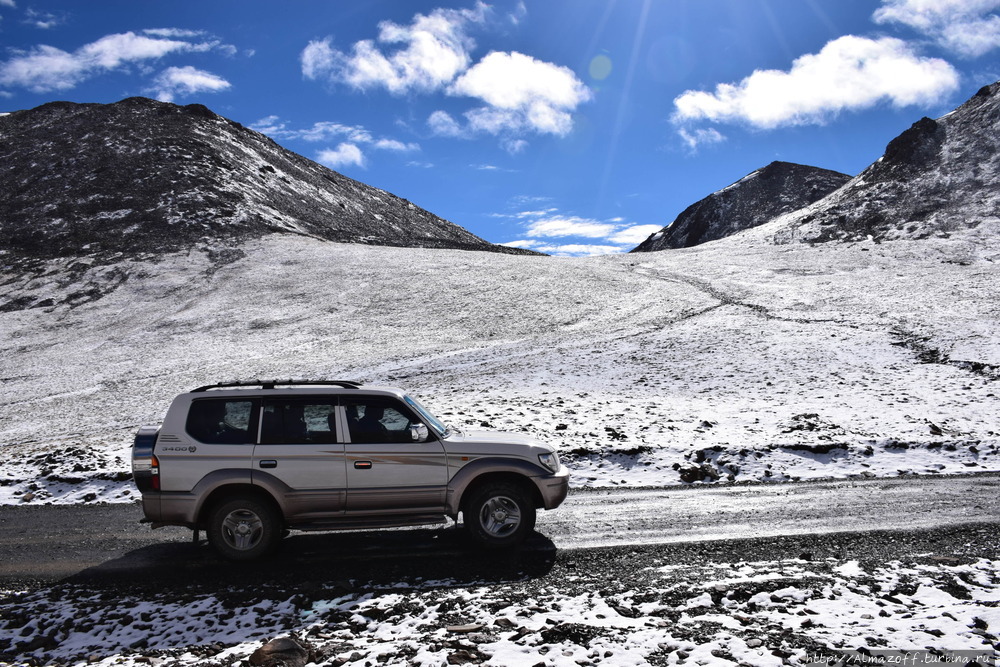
[192,379,364,392]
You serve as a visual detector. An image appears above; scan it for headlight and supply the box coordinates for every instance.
[538,452,560,473]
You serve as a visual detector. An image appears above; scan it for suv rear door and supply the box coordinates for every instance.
[158,397,258,491]
[253,397,347,519]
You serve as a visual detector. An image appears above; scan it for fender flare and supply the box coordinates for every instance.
[446,458,548,516]
[188,469,293,523]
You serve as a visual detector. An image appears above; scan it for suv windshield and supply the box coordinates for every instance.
[403,394,448,436]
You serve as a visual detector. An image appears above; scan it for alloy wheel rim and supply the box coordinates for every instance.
[221,509,264,551]
[479,495,521,537]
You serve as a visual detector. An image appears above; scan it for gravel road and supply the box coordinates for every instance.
[1,473,997,586]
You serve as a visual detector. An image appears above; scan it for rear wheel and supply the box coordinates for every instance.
[463,481,536,548]
[207,496,281,561]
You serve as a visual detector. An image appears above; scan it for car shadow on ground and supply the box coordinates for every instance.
[63,525,558,592]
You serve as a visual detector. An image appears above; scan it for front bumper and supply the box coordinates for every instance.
[538,464,570,509]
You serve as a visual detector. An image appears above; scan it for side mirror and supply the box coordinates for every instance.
[410,423,429,442]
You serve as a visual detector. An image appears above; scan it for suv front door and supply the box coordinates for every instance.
[254,397,347,519]
[342,397,448,513]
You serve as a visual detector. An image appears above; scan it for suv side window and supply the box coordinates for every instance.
[186,399,258,444]
[344,398,420,443]
[261,398,338,444]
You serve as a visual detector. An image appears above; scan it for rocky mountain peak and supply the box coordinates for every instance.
[773,80,1000,243]
[0,97,522,267]
[880,116,945,175]
[631,161,851,252]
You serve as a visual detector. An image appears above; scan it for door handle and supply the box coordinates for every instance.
[354,461,373,470]
[259,460,277,469]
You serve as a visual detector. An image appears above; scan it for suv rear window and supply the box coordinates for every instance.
[186,399,257,444]
[261,399,338,444]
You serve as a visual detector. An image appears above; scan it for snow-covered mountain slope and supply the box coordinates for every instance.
[772,81,1000,243]
[632,161,850,252]
[1,231,997,504]
[0,97,519,275]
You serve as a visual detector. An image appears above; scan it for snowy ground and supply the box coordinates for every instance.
[1,526,998,666]
[2,232,999,665]
[1,232,998,504]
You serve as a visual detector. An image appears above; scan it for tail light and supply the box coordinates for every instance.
[150,454,160,491]
[132,426,160,493]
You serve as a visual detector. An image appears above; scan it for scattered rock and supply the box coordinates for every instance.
[604,426,627,441]
[446,623,484,633]
[447,649,482,665]
[249,637,309,667]
[678,464,721,483]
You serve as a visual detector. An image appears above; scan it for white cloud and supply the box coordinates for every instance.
[608,224,664,245]
[82,32,214,67]
[317,143,365,169]
[449,51,591,136]
[298,122,373,144]
[508,1,527,26]
[0,30,225,93]
[374,138,419,152]
[248,115,284,134]
[515,208,557,218]
[874,0,1000,57]
[300,4,486,94]
[544,243,628,256]
[427,110,467,137]
[305,7,590,148]
[250,116,420,162]
[505,209,660,255]
[503,239,627,257]
[502,138,528,154]
[149,65,230,102]
[673,35,959,129]
[525,216,619,239]
[300,38,336,81]
[24,8,63,29]
[143,28,206,39]
[472,163,517,172]
[0,0,15,7]
[678,127,726,151]
[451,51,590,112]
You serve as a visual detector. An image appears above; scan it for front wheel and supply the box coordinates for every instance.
[207,496,281,561]
[463,482,536,548]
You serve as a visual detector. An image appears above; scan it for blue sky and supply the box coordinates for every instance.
[1,1,998,255]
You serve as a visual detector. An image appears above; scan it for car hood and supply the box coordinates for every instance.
[442,429,553,455]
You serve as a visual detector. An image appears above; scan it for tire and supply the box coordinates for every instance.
[463,481,536,548]
[207,496,281,561]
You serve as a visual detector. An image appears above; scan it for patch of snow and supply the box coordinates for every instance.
[2,555,997,665]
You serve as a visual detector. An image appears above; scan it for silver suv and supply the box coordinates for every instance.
[132,380,569,560]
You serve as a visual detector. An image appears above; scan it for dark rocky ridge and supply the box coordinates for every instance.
[631,161,851,252]
[774,81,1000,243]
[0,97,529,261]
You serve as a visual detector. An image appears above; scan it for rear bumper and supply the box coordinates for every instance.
[141,492,199,528]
